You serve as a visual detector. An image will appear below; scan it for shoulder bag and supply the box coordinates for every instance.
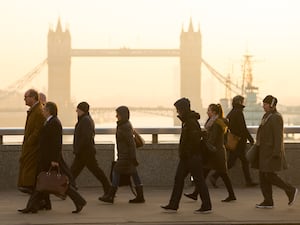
[133,129,145,148]
[225,130,241,151]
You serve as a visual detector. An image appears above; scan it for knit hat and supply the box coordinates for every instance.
[263,95,277,107]
[77,101,89,113]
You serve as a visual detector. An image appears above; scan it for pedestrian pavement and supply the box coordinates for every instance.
[1,185,300,225]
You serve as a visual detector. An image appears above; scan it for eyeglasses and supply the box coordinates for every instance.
[24,95,32,98]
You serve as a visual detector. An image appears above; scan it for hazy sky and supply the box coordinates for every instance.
[0,0,299,107]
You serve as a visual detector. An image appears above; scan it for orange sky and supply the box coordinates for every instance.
[0,0,299,107]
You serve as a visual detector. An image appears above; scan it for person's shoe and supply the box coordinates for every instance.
[255,202,274,209]
[160,204,177,213]
[72,200,86,214]
[194,207,212,214]
[221,196,236,202]
[18,186,33,194]
[287,187,298,206]
[209,176,218,188]
[184,192,198,201]
[246,182,258,187]
[18,208,38,214]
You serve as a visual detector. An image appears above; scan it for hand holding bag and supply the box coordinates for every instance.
[225,130,241,151]
[133,129,145,148]
[36,165,69,196]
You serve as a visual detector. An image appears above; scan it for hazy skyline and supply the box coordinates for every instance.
[0,0,299,108]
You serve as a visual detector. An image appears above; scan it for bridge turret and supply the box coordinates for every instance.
[180,19,203,119]
[47,18,74,126]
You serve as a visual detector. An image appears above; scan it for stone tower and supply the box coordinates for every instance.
[180,19,203,116]
[48,19,74,126]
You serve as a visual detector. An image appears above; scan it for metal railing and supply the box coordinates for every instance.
[1,126,300,145]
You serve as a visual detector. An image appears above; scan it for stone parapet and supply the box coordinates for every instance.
[1,143,300,189]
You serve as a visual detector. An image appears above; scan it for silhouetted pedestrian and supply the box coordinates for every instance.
[70,102,111,199]
[161,98,212,213]
[18,89,45,194]
[99,105,145,204]
[255,95,297,208]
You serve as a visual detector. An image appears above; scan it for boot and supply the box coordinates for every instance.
[66,186,87,213]
[99,186,117,203]
[129,185,145,203]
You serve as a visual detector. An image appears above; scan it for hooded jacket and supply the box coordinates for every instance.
[178,110,202,159]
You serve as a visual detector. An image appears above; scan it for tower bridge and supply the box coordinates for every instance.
[1,18,300,127]
[47,18,202,125]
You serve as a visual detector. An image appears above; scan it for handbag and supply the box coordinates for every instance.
[133,129,145,148]
[225,130,241,151]
[36,165,69,196]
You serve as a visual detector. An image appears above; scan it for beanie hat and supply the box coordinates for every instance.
[116,105,130,120]
[77,101,89,113]
[174,97,191,112]
[263,95,277,107]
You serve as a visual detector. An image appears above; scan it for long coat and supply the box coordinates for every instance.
[18,102,45,187]
[256,111,288,172]
[204,118,228,173]
[38,116,74,184]
[114,120,137,175]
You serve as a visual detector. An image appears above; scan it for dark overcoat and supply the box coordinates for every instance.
[38,116,74,183]
[204,118,228,173]
[256,112,288,172]
[114,120,137,175]
[73,113,96,155]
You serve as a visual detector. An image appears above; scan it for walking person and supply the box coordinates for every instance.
[184,103,236,202]
[70,102,111,198]
[99,105,145,204]
[161,98,212,213]
[210,95,257,188]
[255,95,297,208]
[18,89,45,194]
[18,102,86,213]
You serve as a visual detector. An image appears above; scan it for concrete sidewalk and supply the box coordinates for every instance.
[1,186,300,225]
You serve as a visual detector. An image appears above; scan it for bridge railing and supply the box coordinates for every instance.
[0,126,300,145]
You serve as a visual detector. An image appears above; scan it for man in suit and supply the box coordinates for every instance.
[18,89,45,194]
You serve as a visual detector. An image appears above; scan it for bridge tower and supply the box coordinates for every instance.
[47,19,74,125]
[180,19,203,115]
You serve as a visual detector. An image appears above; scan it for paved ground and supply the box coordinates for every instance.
[1,185,300,225]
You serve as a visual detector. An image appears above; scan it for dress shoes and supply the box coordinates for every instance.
[184,192,198,201]
[18,186,33,194]
[18,208,38,214]
[221,196,237,202]
[72,201,87,214]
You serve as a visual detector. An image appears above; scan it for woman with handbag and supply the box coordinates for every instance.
[184,103,236,202]
[99,105,145,204]
[18,102,86,214]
